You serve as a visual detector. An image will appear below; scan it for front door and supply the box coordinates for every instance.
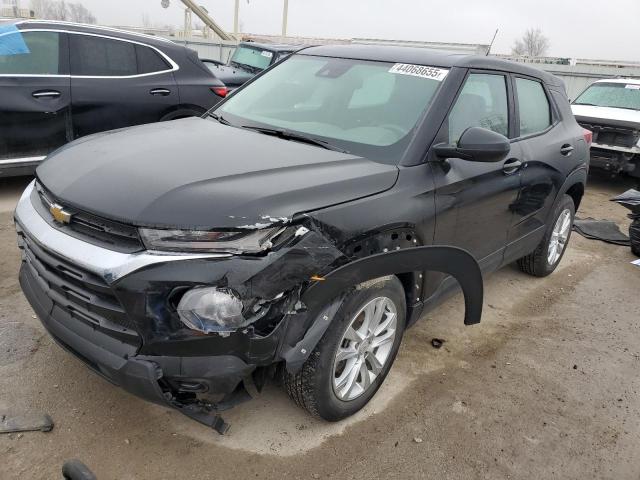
[0,28,71,165]
[430,72,522,271]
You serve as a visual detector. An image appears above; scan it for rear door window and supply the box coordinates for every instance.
[516,78,552,136]
[0,30,60,75]
[70,34,137,76]
[448,73,509,143]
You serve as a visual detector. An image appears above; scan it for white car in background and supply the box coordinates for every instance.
[572,78,640,178]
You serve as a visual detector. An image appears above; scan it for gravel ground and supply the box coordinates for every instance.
[1,173,639,479]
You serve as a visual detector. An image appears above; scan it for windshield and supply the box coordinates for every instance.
[230,45,273,71]
[574,82,640,111]
[217,55,447,161]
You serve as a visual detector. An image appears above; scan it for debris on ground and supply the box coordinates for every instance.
[413,437,423,443]
[573,218,630,246]
[431,338,445,349]
[0,413,54,434]
[61,459,97,480]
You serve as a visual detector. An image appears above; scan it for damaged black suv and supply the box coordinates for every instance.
[15,45,589,431]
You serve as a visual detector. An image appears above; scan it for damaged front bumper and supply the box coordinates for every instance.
[14,180,485,432]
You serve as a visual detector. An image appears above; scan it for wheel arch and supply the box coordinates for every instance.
[280,245,484,373]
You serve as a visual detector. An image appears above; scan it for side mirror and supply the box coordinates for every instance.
[434,127,511,162]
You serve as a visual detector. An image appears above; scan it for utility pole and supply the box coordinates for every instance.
[281,0,288,37]
[233,0,239,35]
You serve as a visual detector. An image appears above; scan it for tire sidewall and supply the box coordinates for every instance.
[541,195,576,275]
[310,276,406,421]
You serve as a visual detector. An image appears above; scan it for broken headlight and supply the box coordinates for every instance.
[177,287,246,333]
[139,227,279,254]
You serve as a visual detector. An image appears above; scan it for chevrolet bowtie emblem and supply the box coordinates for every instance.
[50,203,72,224]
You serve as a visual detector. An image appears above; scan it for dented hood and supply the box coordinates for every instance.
[36,118,399,229]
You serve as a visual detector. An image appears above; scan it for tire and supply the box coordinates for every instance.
[284,276,406,421]
[631,221,640,257]
[517,194,576,277]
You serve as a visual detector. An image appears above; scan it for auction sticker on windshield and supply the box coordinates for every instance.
[389,64,449,81]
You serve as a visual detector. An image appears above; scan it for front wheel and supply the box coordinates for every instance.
[517,194,575,277]
[284,276,406,421]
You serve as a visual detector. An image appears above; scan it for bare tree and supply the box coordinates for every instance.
[512,28,550,57]
[30,0,96,24]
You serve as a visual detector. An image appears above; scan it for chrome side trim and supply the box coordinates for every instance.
[0,29,179,79]
[14,181,231,284]
[0,156,46,166]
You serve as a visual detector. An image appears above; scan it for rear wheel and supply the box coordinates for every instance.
[284,276,406,421]
[517,194,575,277]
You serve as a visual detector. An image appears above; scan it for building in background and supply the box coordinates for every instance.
[1,0,33,19]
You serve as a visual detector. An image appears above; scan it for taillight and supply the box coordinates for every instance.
[583,128,593,147]
[211,86,228,97]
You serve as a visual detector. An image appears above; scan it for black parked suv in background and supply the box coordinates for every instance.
[0,20,227,177]
[15,45,589,431]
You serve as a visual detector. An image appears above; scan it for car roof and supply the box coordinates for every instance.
[594,78,640,85]
[240,41,302,52]
[298,44,563,87]
[13,20,179,50]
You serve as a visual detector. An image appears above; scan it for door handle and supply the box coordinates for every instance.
[502,158,522,175]
[149,88,171,96]
[560,144,574,156]
[32,90,61,98]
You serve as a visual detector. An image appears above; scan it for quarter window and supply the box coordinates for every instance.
[0,31,60,75]
[448,73,509,143]
[516,78,552,136]
[135,44,170,74]
[70,35,137,76]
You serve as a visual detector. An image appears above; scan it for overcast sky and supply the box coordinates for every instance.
[67,0,640,61]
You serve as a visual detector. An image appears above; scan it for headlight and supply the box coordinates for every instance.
[139,227,279,253]
[177,287,245,333]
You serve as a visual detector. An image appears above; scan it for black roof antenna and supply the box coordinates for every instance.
[486,29,499,56]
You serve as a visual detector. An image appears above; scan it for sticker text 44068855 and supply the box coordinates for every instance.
[389,64,449,82]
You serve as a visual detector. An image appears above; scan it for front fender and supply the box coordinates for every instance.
[281,245,483,372]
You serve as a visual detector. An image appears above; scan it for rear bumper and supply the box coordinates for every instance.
[20,262,254,406]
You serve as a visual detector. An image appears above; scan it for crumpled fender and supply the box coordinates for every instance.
[281,245,483,373]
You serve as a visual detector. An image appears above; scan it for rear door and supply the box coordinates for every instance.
[69,33,178,138]
[0,27,70,163]
[504,76,572,260]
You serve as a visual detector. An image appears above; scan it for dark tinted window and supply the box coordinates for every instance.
[135,44,169,74]
[448,73,509,143]
[516,78,552,136]
[70,34,136,76]
[0,30,59,75]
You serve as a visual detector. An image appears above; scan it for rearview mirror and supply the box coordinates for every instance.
[434,127,511,162]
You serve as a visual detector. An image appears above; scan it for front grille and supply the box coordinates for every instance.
[17,230,140,346]
[33,183,144,254]
[578,122,640,149]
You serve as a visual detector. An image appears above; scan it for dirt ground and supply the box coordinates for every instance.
[1,173,639,480]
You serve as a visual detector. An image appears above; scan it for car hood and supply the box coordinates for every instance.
[207,64,254,87]
[36,118,399,230]
[572,104,640,128]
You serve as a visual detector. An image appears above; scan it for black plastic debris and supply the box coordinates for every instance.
[573,218,630,246]
[62,459,97,480]
[431,338,445,349]
[0,413,54,434]
[611,189,640,257]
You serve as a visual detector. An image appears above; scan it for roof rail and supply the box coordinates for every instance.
[16,19,175,44]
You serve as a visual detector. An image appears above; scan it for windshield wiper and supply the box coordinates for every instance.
[240,126,349,153]
[208,112,232,125]
[574,102,599,107]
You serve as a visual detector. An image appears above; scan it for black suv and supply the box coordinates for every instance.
[15,45,589,431]
[0,20,226,177]
[202,41,300,92]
